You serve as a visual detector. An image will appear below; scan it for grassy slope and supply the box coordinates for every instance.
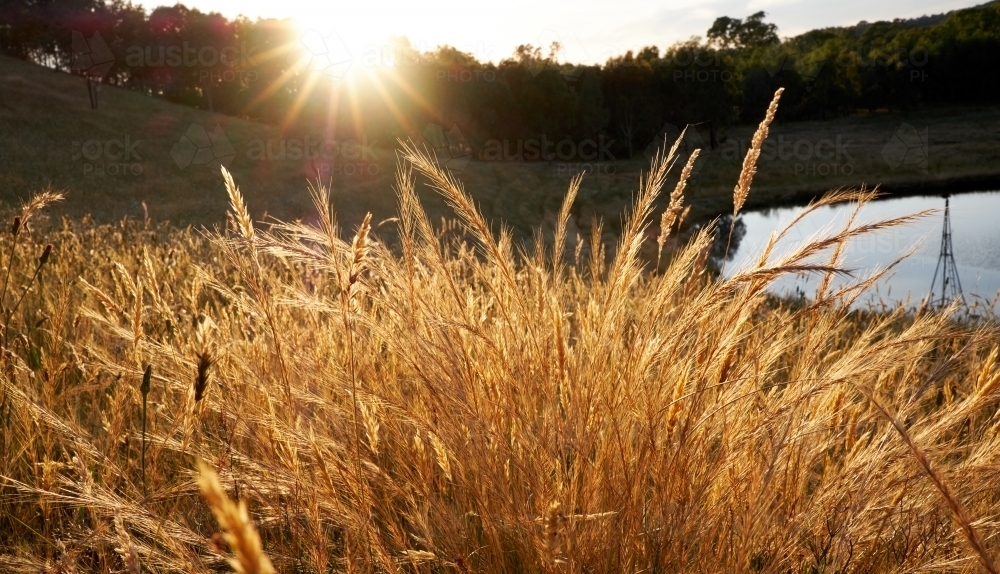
[2,53,999,242]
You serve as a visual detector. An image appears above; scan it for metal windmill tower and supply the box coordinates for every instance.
[928,193,966,309]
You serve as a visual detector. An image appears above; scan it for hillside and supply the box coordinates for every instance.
[2,53,999,243]
[0,53,318,225]
[849,0,1000,31]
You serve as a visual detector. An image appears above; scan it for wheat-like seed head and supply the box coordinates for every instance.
[113,516,141,574]
[197,460,275,574]
[347,213,372,289]
[665,368,689,439]
[658,148,701,256]
[428,433,452,483]
[976,346,1000,397]
[19,190,64,225]
[193,314,217,402]
[358,398,380,456]
[221,166,255,242]
[733,88,784,216]
[554,173,583,272]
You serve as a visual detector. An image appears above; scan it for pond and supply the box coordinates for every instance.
[726,191,1000,315]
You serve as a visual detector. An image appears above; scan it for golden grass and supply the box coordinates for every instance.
[2,92,1000,573]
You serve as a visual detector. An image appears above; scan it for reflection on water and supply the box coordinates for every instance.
[703,214,746,267]
[726,191,1000,314]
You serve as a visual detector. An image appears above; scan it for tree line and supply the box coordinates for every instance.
[2,0,998,159]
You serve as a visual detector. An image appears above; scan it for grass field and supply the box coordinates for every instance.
[2,86,1000,572]
[3,53,1000,247]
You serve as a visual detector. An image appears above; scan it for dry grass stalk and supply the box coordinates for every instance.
[18,190,64,226]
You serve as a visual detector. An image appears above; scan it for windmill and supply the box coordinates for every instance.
[927,193,966,309]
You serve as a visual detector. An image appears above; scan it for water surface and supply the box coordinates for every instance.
[728,191,1000,314]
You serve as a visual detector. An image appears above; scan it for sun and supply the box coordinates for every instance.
[232,13,441,138]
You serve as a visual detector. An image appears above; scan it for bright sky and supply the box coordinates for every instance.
[135,0,985,65]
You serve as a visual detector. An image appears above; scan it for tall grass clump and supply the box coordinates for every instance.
[2,91,1000,573]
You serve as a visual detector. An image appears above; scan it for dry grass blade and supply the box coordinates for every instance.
[858,387,999,574]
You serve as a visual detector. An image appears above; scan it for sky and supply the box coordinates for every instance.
[134,0,985,65]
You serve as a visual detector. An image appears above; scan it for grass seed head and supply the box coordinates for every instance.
[197,460,275,574]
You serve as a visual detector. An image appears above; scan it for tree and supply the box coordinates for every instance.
[707,11,778,51]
